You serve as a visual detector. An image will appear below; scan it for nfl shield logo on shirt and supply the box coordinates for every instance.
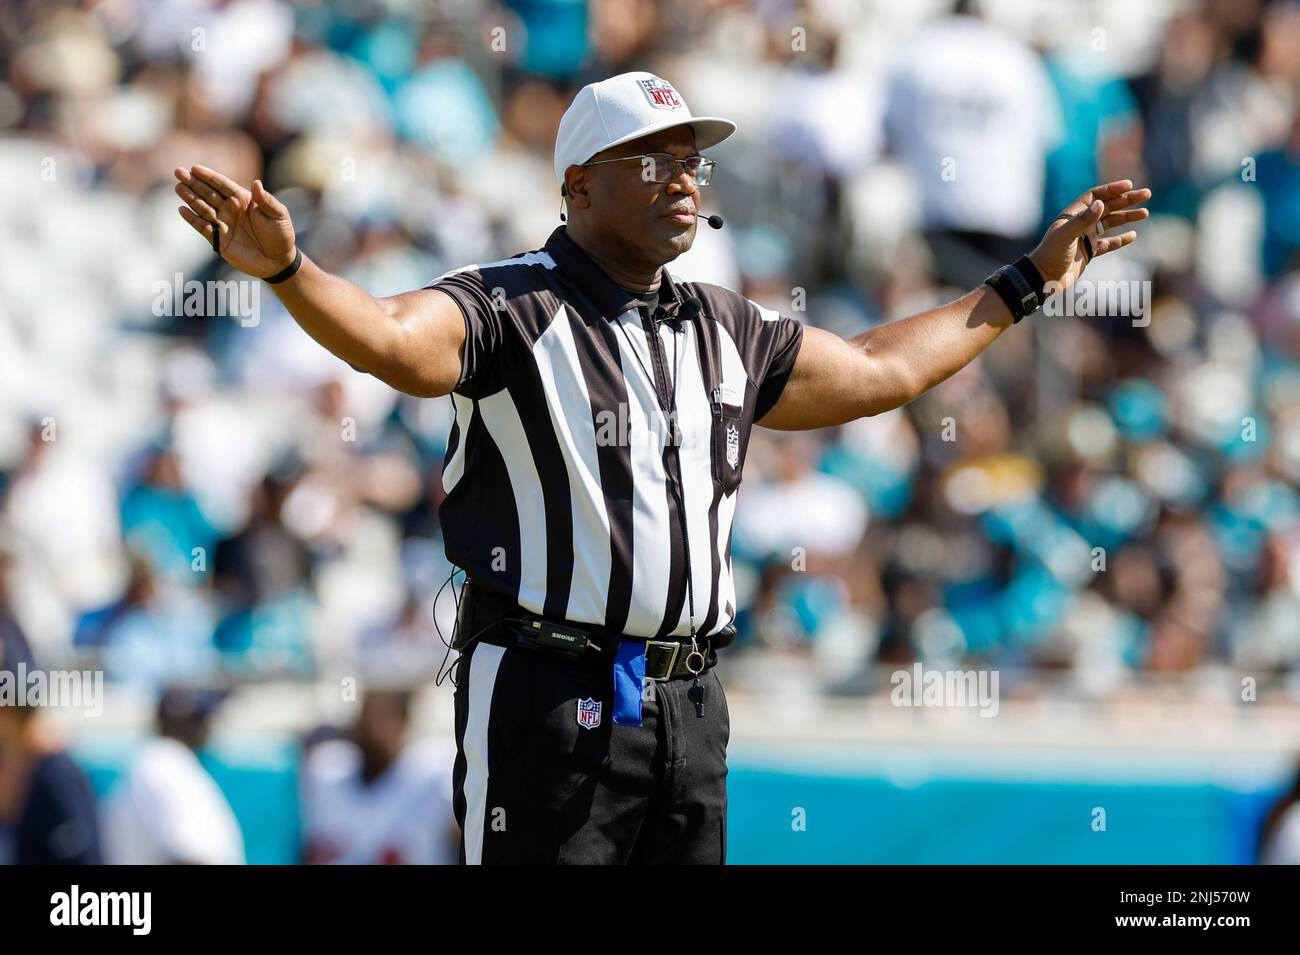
[576,697,602,730]
[726,424,740,469]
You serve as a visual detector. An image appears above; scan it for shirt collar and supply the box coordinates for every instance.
[544,226,690,322]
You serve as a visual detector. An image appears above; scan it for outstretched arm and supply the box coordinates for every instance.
[757,181,1152,431]
[174,164,467,398]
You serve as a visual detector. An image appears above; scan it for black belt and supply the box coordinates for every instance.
[453,580,734,682]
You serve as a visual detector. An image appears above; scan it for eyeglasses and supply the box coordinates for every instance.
[582,152,716,186]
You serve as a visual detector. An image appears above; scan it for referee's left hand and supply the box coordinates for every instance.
[1027,180,1152,293]
[173,164,298,279]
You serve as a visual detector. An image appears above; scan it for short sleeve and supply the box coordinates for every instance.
[423,267,504,398]
[747,302,805,421]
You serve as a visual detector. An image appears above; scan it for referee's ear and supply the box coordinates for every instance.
[563,166,591,211]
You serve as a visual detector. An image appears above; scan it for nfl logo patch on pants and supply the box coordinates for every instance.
[576,697,602,730]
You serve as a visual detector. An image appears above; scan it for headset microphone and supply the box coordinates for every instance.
[558,186,721,230]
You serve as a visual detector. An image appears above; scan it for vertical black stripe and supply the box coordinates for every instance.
[509,348,576,620]
[644,318,688,638]
[441,407,522,602]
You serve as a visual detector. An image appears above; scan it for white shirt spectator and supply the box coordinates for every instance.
[302,737,456,865]
[737,471,869,558]
[768,67,884,179]
[6,445,125,610]
[103,736,245,865]
[884,15,1063,237]
[1261,801,1300,865]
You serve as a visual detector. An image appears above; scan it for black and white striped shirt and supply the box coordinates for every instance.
[426,226,804,639]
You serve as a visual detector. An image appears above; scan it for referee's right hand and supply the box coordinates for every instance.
[173,165,297,280]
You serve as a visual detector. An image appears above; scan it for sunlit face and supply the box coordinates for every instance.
[564,125,704,269]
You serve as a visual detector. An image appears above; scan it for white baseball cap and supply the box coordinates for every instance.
[553,71,737,187]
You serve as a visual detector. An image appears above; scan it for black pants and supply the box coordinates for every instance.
[451,637,730,864]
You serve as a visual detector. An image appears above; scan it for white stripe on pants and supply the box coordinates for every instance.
[462,643,506,865]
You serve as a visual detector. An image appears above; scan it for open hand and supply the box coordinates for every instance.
[174,165,297,279]
[1028,180,1152,293]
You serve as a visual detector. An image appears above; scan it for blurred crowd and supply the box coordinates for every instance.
[2,0,1300,711]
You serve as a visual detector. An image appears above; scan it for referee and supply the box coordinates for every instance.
[174,71,1150,865]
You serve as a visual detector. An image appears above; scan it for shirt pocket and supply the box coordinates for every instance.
[711,394,746,495]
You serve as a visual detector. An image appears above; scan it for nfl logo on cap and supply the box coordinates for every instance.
[638,77,682,110]
[576,697,602,730]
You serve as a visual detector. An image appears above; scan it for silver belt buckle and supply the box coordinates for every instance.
[645,640,680,681]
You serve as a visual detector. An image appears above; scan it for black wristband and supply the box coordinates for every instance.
[263,248,302,284]
[983,255,1050,324]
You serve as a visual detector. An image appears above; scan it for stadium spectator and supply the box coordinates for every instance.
[0,627,103,865]
[101,685,245,864]
[1259,760,1300,864]
[300,688,457,864]
[884,0,1064,287]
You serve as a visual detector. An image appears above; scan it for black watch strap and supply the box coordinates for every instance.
[984,255,1049,324]
[263,248,303,284]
